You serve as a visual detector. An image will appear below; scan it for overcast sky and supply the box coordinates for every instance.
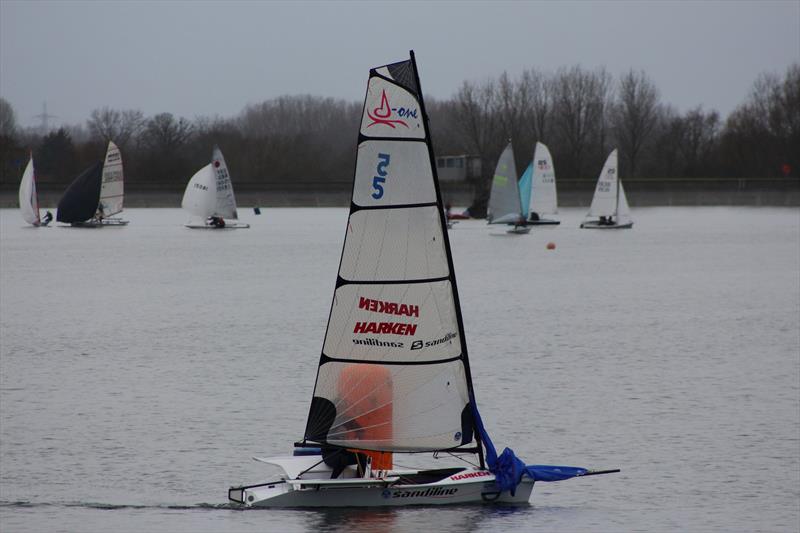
[2,0,798,129]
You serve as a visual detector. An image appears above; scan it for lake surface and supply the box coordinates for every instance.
[1,207,798,532]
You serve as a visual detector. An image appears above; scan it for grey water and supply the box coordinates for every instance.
[0,207,798,533]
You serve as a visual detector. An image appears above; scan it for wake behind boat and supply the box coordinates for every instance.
[227,51,616,509]
[56,141,129,227]
[519,142,560,225]
[487,142,529,234]
[181,146,249,229]
[580,149,633,229]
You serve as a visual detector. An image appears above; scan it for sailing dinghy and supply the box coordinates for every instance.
[18,153,50,227]
[56,141,128,227]
[227,52,616,508]
[580,149,633,229]
[181,146,249,229]
[519,142,560,225]
[487,142,529,234]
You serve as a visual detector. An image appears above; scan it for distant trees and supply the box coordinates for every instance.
[611,70,660,178]
[720,64,800,177]
[86,107,144,149]
[0,63,797,192]
[0,97,16,138]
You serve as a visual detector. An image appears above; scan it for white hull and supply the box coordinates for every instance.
[185,221,250,229]
[507,226,531,234]
[580,220,633,229]
[229,456,534,508]
[527,218,560,226]
[65,218,129,228]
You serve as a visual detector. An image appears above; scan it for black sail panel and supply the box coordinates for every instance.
[56,161,103,223]
[303,54,478,454]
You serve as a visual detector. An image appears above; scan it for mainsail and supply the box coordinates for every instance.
[181,146,239,219]
[99,141,124,217]
[18,154,40,226]
[519,142,557,218]
[56,161,103,223]
[487,143,522,224]
[303,53,479,455]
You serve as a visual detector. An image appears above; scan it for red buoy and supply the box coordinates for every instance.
[546,242,556,250]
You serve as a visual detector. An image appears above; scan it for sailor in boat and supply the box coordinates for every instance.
[42,211,53,225]
[321,441,368,479]
[96,203,106,223]
[530,211,540,222]
[207,216,226,228]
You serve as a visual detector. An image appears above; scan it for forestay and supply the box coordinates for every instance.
[99,141,124,217]
[487,143,522,224]
[304,56,478,453]
[18,155,40,226]
[520,142,557,217]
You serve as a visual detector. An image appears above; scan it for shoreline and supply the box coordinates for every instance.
[1,178,798,208]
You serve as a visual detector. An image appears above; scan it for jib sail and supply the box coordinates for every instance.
[303,53,479,454]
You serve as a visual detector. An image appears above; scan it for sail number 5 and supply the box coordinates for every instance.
[372,153,391,199]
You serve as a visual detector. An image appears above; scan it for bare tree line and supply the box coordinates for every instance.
[0,63,797,208]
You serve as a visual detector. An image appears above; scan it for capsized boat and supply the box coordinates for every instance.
[18,153,51,227]
[519,142,560,225]
[580,149,633,229]
[487,142,529,234]
[227,51,617,508]
[181,146,249,229]
[56,141,129,227]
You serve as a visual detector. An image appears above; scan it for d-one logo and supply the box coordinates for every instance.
[367,89,416,129]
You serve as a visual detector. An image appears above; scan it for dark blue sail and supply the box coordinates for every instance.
[56,161,102,223]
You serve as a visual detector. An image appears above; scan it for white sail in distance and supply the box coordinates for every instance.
[99,141,124,217]
[181,146,239,219]
[487,143,522,224]
[18,154,40,226]
[529,142,557,216]
[588,149,620,218]
[303,56,477,453]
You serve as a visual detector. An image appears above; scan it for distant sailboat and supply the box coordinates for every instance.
[227,51,616,509]
[580,149,633,229]
[487,142,529,234]
[182,146,249,229]
[56,141,129,227]
[18,153,51,227]
[519,142,559,225]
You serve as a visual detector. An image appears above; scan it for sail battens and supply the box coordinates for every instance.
[304,54,477,453]
[320,354,463,366]
[350,201,438,212]
[337,275,450,286]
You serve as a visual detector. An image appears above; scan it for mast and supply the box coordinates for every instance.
[410,50,485,468]
[615,160,620,220]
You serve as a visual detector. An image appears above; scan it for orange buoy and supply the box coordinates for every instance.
[546,242,556,250]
